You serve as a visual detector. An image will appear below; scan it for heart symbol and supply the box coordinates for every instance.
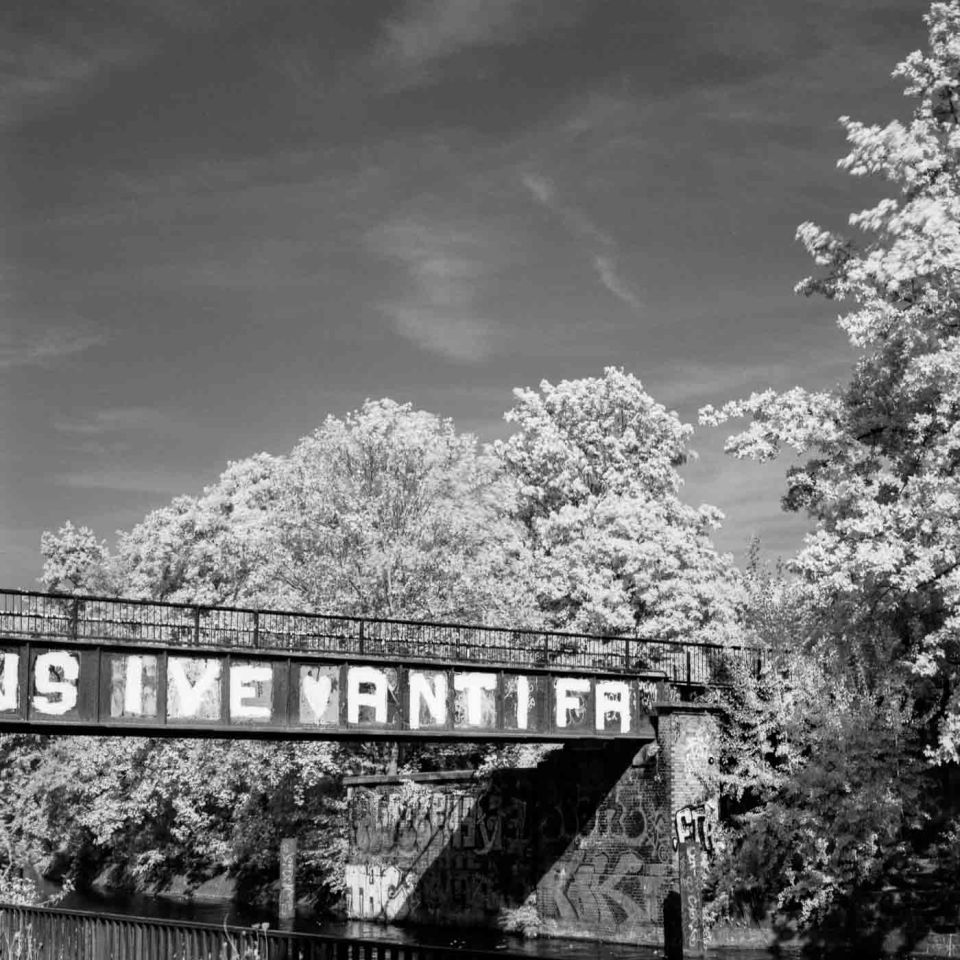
[300,672,334,723]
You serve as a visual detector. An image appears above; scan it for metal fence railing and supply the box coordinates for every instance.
[0,589,764,685]
[0,903,524,960]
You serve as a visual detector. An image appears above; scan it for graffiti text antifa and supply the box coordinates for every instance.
[0,646,657,739]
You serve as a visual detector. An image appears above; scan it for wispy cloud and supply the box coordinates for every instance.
[367,218,504,363]
[0,32,149,128]
[521,172,642,313]
[593,255,642,312]
[375,0,532,87]
[370,0,591,91]
[520,173,612,245]
[0,325,106,368]
[53,407,168,436]
[53,468,208,496]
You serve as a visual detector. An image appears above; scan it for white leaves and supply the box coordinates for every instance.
[708,0,960,766]
[499,366,693,516]
[502,368,741,642]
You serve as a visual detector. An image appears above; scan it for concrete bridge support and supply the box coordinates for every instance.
[343,704,719,945]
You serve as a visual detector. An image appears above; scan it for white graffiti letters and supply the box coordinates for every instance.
[33,651,79,716]
[673,800,717,854]
[0,652,19,711]
[347,666,388,724]
[229,663,272,720]
[595,680,630,733]
[168,658,221,719]
[555,677,590,728]
[0,646,658,736]
[454,672,496,726]
[409,672,446,729]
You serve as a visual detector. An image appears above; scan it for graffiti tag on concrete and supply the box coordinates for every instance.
[673,800,717,854]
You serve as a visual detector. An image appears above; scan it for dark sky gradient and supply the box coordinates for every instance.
[1,0,929,588]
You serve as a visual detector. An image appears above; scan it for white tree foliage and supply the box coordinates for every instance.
[701,2,960,761]
[500,367,742,640]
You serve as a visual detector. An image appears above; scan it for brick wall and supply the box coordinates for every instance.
[343,707,719,944]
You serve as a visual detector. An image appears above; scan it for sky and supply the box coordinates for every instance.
[1,0,930,590]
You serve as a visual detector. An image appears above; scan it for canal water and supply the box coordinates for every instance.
[53,887,774,960]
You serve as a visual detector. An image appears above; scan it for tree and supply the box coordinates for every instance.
[275,399,532,621]
[42,400,532,622]
[40,522,113,596]
[28,383,743,909]
[26,400,531,906]
[499,367,742,641]
[701,2,960,947]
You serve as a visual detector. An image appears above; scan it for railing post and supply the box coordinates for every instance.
[193,606,201,646]
[543,633,550,664]
[253,610,260,648]
[624,638,632,670]
[70,598,79,641]
[686,649,692,685]
[359,620,365,655]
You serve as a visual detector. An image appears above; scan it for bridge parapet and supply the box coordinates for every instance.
[0,589,762,686]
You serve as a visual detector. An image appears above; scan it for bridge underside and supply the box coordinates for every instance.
[0,639,658,742]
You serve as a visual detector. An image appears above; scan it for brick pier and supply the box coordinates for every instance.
[343,704,719,944]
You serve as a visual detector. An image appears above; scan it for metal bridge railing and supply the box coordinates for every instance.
[0,588,764,685]
[0,902,522,960]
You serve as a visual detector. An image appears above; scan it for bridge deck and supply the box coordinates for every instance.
[1,589,759,685]
[0,589,761,741]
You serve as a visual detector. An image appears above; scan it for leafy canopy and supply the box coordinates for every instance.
[500,367,742,640]
[702,2,960,945]
[701,0,960,763]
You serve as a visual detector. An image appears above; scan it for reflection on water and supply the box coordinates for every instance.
[53,888,770,960]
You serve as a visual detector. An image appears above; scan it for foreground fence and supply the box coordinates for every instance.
[0,589,764,685]
[0,904,519,960]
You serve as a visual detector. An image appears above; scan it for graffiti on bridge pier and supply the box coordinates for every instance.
[349,790,528,861]
[346,748,681,935]
[672,799,717,854]
[346,787,528,920]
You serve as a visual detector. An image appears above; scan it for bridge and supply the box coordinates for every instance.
[0,589,758,742]
[0,587,758,948]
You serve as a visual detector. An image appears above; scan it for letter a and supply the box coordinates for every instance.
[347,666,388,724]
[595,680,630,733]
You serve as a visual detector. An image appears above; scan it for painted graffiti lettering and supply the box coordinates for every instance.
[673,800,717,854]
[0,652,19,711]
[409,671,446,729]
[515,675,530,729]
[595,680,630,733]
[678,841,706,953]
[109,654,158,718]
[0,645,655,737]
[168,657,221,720]
[555,677,590,727]
[453,672,496,726]
[33,651,78,716]
[229,663,272,721]
[347,666,388,724]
